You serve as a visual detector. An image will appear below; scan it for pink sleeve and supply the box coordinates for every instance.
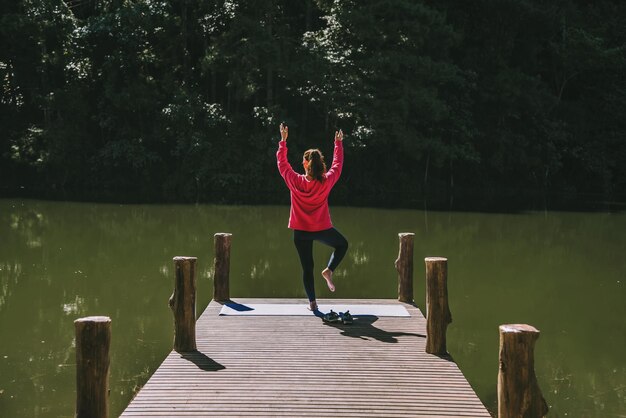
[276,141,301,190]
[325,140,343,185]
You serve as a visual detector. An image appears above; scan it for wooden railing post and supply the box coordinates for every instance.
[425,257,452,355]
[498,324,549,418]
[75,316,111,418]
[169,256,197,352]
[395,233,415,303]
[213,233,232,302]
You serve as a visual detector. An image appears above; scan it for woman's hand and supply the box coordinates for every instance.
[280,123,288,141]
[334,129,343,142]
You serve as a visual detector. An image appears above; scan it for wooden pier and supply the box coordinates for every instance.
[75,234,547,418]
[120,298,491,417]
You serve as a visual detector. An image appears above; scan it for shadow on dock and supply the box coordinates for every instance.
[321,314,426,344]
[178,351,225,372]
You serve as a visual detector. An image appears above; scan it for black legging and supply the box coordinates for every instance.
[293,228,349,302]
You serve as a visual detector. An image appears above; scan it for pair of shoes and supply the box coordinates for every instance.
[322,310,341,323]
[340,310,353,325]
[322,310,353,325]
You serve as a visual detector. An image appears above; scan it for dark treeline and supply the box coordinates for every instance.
[1,0,625,210]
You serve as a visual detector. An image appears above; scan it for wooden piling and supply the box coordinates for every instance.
[213,233,232,302]
[395,233,415,303]
[425,257,452,355]
[169,256,197,352]
[498,324,549,418]
[75,316,111,418]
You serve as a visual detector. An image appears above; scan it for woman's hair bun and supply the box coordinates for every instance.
[304,149,327,182]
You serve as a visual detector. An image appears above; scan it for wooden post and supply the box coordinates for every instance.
[169,256,197,352]
[498,324,549,418]
[425,257,452,355]
[213,233,232,302]
[75,316,111,418]
[394,233,415,303]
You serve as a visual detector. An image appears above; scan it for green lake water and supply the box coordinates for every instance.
[0,199,624,417]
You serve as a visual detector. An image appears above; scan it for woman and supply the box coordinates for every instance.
[276,123,348,311]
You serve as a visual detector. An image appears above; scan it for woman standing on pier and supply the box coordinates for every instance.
[276,123,349,311]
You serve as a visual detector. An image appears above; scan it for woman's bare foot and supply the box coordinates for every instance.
[308,300,318,311]
[322,268,336,292]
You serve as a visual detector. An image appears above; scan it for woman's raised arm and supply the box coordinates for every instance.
[326,129,344,185]
[276,124,301,189]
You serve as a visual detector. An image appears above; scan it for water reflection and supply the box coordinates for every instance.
[62,296,85,316]
[0,199,624,417]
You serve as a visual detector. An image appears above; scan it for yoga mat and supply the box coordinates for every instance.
[219,303,410,317]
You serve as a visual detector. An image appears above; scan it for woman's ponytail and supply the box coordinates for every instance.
[304,149,327,182]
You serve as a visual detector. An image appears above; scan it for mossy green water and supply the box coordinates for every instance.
[0,199,624,417]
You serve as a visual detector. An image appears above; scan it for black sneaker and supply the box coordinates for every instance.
[341,310,353,325]
[322,310,341,323]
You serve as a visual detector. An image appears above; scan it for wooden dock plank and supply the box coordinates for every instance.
[120,299,491,417]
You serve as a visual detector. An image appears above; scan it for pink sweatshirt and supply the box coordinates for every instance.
[276,140,344,231]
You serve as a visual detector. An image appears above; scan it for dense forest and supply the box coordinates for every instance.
[1,0,625,210]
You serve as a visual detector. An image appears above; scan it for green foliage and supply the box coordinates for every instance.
[1,0,624,208]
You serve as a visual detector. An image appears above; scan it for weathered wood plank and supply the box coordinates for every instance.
[120,299,490,418]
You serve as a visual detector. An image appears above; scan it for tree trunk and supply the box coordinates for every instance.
[449,158,455,210]
[211,70,217,103]
[498,324,549,418]
[423,152,430,195]
[394,233,414,303]
[181,0,189,82]
[227,84,231,113]
[7,60,16,106]
[213,233,232,302]
[267,65,273,108]
[169,256,197,352]
[75,316,111,418]
[302,101,308,136]
[41,42,51,129]
[324,108,329,131]
[425,257,452,355]
[266,7,274,108]
[305,0,312,31]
